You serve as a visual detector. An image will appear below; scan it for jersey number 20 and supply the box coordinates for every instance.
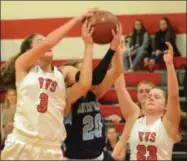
[37,93,48,113]
[83,114,103,141]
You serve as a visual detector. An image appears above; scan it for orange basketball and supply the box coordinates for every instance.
[87,11,119,45]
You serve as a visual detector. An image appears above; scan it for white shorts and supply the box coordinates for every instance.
[1,130,64,160]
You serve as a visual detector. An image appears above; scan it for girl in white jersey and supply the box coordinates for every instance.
[1,8,97,160]
[112,42,181,160]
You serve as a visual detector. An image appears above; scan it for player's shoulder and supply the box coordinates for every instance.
[137,115,145,124]
[59,65,78,79]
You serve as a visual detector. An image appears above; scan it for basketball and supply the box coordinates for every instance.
[87,11,119,44]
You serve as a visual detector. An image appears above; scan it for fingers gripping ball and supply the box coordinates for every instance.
[87,11,119,45]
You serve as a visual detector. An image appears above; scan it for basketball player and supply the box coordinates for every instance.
[112,42,181,160]
[1,8,97,160]
[136,81,155,115]
[63,24,125,160]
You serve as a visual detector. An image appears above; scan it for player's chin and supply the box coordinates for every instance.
[41,55,53,62]
[146,104,156,110]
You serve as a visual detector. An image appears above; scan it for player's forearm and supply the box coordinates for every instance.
[111,51,124,77]
[92,48,115,85]
[79,44,93,87]
[46,17,80,48]
[16,17,81,70]
[115,74,140,119]
[166,63,179,98]
[115,74,131,117]
[112,137,126,160]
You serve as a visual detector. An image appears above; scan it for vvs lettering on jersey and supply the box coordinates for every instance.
[137,132,157,160]
[139,132,156,143]
[37,77,58,113]
[38,77,58,92]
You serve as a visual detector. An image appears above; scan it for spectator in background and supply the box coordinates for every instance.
[2,88,17,140]
[105,127,125,160]
[123,19,151,72]
[105,127,119,152]
[145,17,181,71]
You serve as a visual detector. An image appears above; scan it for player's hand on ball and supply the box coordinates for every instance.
[79,7,99,22]
[110,23,123,51]
[81,20,94,45]
[163,42,174,65]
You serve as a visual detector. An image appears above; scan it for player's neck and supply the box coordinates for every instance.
[145,114,162,126]
[39,62,52,73]
[141,103,146,115]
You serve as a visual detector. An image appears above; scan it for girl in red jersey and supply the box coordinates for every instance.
[112,42,181,160]
[1,8,98,160]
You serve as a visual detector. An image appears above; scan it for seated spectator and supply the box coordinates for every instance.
[2,88,17,141]
[105,127,119,152]
[105,126,127,160]
[123,19,151,72]
[145,17,181,71]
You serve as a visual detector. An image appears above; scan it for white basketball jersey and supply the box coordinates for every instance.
[14,65,67,144]
[128,116,174,160]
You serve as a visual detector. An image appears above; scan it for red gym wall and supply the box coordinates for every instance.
[1,1,186,62]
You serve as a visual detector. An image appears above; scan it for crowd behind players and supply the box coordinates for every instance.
[0,17,187,159]
[123,17,181,72]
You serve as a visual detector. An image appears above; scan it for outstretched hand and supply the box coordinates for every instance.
[78,7,99,23]
[163,42,174,65]
[110,22,123,51]
[81,20,94,45]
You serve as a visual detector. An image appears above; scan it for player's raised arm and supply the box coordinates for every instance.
[163,42,181,142]
[92,23,124,99]
[16,8,98,73]
[64,20,94,116]
[114,41,140,120]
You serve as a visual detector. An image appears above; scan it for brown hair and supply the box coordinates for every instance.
[160,17,175,42]
[0,34,39,89]
[137,81,155,90]
[131,19,147,46]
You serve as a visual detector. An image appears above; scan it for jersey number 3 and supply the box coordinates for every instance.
[83,114,103,141]
[37,93,48,113]
[137,145,157,160]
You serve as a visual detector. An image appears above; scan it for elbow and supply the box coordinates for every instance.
[79,82,91,93]
[79,76,92,91]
